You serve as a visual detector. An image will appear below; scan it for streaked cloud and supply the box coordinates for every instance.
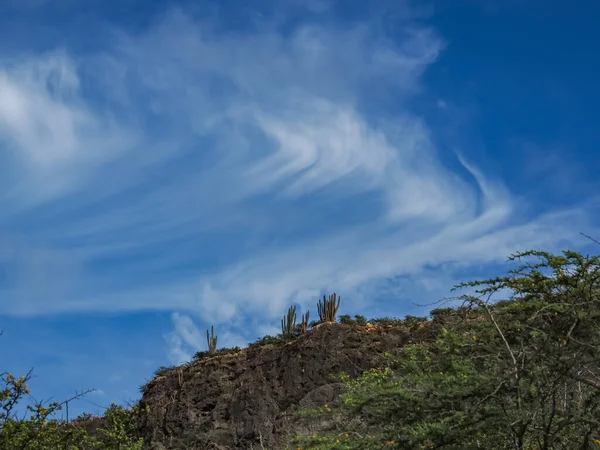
[0,2,598,374]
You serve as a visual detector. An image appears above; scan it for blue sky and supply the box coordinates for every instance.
[1,0,599,417]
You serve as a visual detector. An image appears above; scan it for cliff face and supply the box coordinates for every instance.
[137,321,436,450]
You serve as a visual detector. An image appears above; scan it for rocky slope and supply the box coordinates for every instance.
[137,320,439,450]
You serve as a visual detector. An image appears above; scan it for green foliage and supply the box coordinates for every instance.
[153,365,176,377]
[248,334,285,349]
[193,346,242,361]
[429,306,455,321]
[338,314,353,325]
[338,315,368,326]
[368,317,404,326]
[353,315,367,326]
[292,249,600,449]
[403,315,427,328]
[0,330,148,449]
[0,374,147,449]
[94,403,145,450]
[193,350,208,360]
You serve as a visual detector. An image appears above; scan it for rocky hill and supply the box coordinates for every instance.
[136,318,440,450]
[4,249,600,449]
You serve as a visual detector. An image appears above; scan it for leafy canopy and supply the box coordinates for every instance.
[291,249,600,450]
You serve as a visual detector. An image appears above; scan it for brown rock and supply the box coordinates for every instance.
[137,321,434,449]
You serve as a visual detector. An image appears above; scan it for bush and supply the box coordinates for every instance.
[0,336,147,449]
[353,315,367,326]
[248,334,285,349]
[291,249,600,449]
[194,346,242,361]
[403,315,427,327]
[153,365,176,377]
[429,307,455,321]
[368,317,403,326]
[338,315,368,326]
[338,314,354,325]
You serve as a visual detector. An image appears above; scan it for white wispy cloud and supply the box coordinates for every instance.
[0,51,138,212]
[1,4,598,354]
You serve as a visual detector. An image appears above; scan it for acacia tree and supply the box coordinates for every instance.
[291,249,600,449]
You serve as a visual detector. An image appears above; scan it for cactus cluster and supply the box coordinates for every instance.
[281,305,313,337]
[281,305,297,337]
[317,292,340,322]
[206,293,340,357]
[206,325,218,354]
[300,311,310,333]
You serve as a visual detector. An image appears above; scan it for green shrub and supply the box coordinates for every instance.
[338,315,368,326]
[194,346,242,361]
[0,338,148,449]
[248,334,284,349]
[403,314,427,327]
[153,365,175,377]
[353,315,367,325]
[291,249,600,449]
[429,307,455,321]
[338,314,354,325]
[369,316,403,326]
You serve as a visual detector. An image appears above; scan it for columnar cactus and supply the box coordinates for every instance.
[206,325,218,354]
[300,311,310,333]
[281,305,297,337]
[317,293,340,322]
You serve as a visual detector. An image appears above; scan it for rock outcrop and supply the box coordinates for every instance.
[137,321,437,449]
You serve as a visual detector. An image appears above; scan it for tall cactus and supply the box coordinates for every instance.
[300,310,310,333]
[206,325,218,354]
[317,293,341,322]
[281,305,297,337]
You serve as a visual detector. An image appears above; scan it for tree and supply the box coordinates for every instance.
[0,332,146,449]
[292,249,600,449]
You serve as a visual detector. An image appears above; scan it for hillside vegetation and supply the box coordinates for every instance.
[2,248,600,449]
